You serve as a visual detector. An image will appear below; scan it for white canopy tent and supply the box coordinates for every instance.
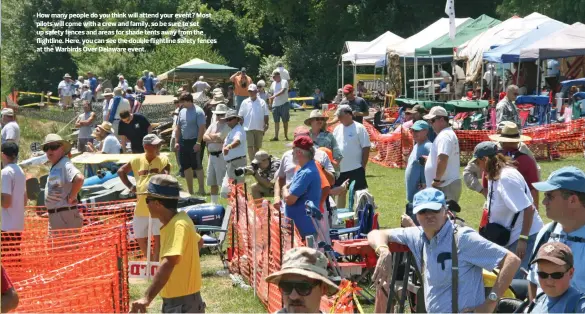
[342,31,404,65]
[519,22,585,60]
[457,12,553,82]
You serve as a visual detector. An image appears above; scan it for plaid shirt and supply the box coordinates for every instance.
[311,131,343,161]
[258,157,281,182]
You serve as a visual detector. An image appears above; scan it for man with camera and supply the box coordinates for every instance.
[248,151,281,200]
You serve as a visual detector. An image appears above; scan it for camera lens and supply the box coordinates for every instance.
[234,168,245,176]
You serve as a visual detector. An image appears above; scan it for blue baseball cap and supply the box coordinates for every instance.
[533,166,585,193]
[411,120,430,131]
[413,188,446,214]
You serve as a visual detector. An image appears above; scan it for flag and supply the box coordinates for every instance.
[445,0,456,41]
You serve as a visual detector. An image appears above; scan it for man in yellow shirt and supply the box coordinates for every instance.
[130,174,205,313]
[119,134,170,261]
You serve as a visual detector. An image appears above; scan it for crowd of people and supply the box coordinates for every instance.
[2,59,585,313]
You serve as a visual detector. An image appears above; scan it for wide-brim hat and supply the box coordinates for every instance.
[63,73,72,79]
[136,174,181,200]
[102,88,114,97]
[224,110,242,121]
[97,122,115,134]
[212,104,229,115]
[265,247,339,296]
[304,109,326,126]
[488,122,531,142]
[42,134,72,153]
[210,94,226,105]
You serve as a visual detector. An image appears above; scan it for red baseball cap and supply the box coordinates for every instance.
[342,84,354,94]
[293,126,310,138]
[293,135,314,151]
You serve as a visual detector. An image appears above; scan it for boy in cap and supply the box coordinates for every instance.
[368,188,520,313]
[527,166,585,300]
[130,174,205,313]
[265,247,338,313]
[528,242,585,313]
[118,134,170,261]
[423,106,462,202]
[1,108,19,145]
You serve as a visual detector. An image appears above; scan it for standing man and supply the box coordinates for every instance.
[332,105,371,208]
[130,174,205,313]
[87,71,98,99]
[453,61,466,99]
[117,75,129,91]
[368,188,521,313]
[265,248,338,314]
[118,110,152,154]
[42,134,84,230]
[424,106,462,202]
[257,80,269,102]
[222,110,247,184]
[74,101,96,153]
[203,104,230,204]
[274,61,291,81]
[141,70,154,95]
[192,76,211,93]
[496,84,521,126]
[174,93,206,196]
[106,87,131,137]
[58,73,76,109]
[328,84,369,125]
[405,121,432,205]
[527,167,585,300]
[1,109,20,145]
[2,143,26,235]
[238,84,269,162]
[101,88,114,122]
[282,136,322,238]
[230,68,252,112]
[118,134,170,261]
[269,70,290,141]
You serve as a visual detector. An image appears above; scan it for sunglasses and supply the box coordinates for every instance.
[43,143,62,152]
[537,270,569,280]
[278,281,319,297]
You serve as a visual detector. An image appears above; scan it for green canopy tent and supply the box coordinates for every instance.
[414,15,501,57]
[157,58,238,82]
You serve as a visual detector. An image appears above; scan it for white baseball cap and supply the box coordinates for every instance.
[248,84,258,92]
[423,106,448,120]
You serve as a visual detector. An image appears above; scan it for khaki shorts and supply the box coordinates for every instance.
[439,179,462,202]
[206,154,227,186]
[246,130,264,148]
[49,208,83,230]
[132,216,162,239]
[226,157,247,184]
[61,96,73,108]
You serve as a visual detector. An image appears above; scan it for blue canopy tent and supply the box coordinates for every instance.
[483,20,567,63]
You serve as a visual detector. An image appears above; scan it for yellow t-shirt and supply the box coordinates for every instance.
[160,212,202,298]
[130,155,170,217]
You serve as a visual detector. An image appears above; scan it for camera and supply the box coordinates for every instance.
[417,156,427,166]
[234,166,255,177]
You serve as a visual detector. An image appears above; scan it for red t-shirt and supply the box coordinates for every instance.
[482,150,539,190]
[1,266,13,294]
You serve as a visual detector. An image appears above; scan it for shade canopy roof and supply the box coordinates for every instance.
[157,58,238,82]
[519,22,585,60]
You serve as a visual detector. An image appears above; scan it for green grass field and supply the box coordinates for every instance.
[17,110,585,313]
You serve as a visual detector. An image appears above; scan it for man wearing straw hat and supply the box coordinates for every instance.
[488,121,540,208]
[203,104,230,204]
[42,134,85,230]
[222,110,247,183]
[57,73,76,109]
[119,134,170,261]
[130,174,205,313]
[86,121,121,154]
[265,247,339,314]
[101,88,114,122]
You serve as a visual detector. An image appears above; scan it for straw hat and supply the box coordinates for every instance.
[212,104,229,115]
[96,121,115,134]
[102,88,114,97]
[42,134,72,153]
[63,73,72,79]
[113,87,123,96]
[488,122,531,142]
[210,93,226,105]
[304,110,326,126]
[224,110,242,121]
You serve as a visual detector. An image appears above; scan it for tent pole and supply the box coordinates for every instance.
[341,62,344,86]
[337,64,339,89]
[403,57,407,98]
[536,58,541,95]
[481,63,484,99]
[382,58,386,94]
[491,63,494,100]
[431,57,435,101]
[422,64,426,100]
[516,62,521,88]
[414,57,417,100]
[373,66,376,92]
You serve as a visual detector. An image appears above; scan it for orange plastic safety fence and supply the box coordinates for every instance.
[226,183,358,313]
[2,211,130,313]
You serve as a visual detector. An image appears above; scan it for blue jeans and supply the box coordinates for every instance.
[235,95,247,112]
[506,233,537,279]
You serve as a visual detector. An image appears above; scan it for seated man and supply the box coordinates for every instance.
[265,247,338,314]
[368,188,520,313]
[527,242,585,313]
[250,150,280,199]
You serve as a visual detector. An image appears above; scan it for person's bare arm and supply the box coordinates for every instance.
[198,238,204,250]
[530,189,539,210]
[75,117,82,128]
[528,282,538,301]
[283,186,299,206]
[1,193,12,209]
[1,287,19,313]
[162,164,171,175]
[118,162,135,192]
[254,173,273,189]
[515,205,535,262]
[324,169,335,186]
[362,147,370,169]
[203,127,214,143]
[273,176,285,210]
[434,154,449,181]
[230,72,240,81]
[130,255,179,312]
[68,174,84,204]
[119,135,129,151]
[83,112,96,126]
[469,252,520,313]
[147,125,153,134]
[327,116,339,126]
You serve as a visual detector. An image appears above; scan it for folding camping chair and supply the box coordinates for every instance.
[183,204,231,268]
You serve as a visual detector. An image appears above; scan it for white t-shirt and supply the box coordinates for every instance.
[487,167,544,246]
[101,133,121,154]
[58,80,76,96]
[171,108,180,139]
[192,81,211,93]
[270,80,289,107]
[1,121,20,144]
[453,65,465,81]
[204,121,230,152]
[424,127,460,187]
[102,99,112,122]
[1,164,26,231]
[238,97,269,131]
[223,124,247,161]
[333,122,371,173]
[277,149,335,185]
[117,80,129,91]
[275,67,291,81]
[113,98,131,119]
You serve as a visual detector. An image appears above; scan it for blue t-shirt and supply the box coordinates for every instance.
[178,105,206,141]
[285,160,322,237]
[89,77,98,94]
[530,286,585,313]
[142,76,154,94]
[405,141,432,202]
